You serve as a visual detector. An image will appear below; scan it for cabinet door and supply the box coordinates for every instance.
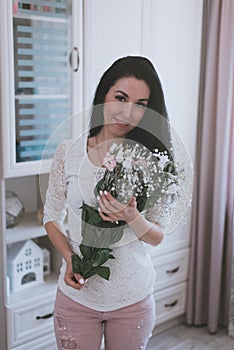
[7,296,55,348]
[83,0,145,113]
[154,282,187,325]
[0,0,83,177]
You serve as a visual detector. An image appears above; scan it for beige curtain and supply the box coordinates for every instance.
[186,0,234,333]
[228,91,234,337]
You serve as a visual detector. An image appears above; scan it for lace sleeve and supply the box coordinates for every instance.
[144,202,167,228]
[43,140,71,226]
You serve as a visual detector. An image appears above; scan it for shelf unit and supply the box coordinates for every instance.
[0,1,83,349]
[1,0,83,178]
[6,212,46,245]
[0,1,195,348]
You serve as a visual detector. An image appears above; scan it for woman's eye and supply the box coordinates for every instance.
[115,95,126,102]
[136,102,147,109]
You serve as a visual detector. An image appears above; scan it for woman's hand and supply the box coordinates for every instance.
[97,190,164,246]
[64,257,86,290]
[97,190,139,224]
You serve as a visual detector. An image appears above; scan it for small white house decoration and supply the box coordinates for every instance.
[7,239,44,292]
[42,247,51,276]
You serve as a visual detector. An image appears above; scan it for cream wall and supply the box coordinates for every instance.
[143,0,203,162]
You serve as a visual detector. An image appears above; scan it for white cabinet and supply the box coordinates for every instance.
[141,0,202,333]
[0,1,83,349]
[7,293,56,348]
[154,282,187,325]
[0,0,83,178]
[0,1,197,348]
[0,1,147,349]
[148,222,191,330]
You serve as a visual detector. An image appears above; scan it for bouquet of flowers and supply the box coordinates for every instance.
[72,142,181,281]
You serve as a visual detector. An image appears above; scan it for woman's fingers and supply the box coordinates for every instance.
[97,191,125,213]
[97,192,123,221]
[97,191,139,224]
[97,208,115,222]
[64,270,86,290]
[97,191,138,223]
[73,273,85,286]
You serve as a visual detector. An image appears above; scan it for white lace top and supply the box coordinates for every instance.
[43,135,158,312]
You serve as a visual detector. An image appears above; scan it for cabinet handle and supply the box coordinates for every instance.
[69,47,80,72]
[164,300,178,308]
[36,311,54,320]
[166,266,180,274]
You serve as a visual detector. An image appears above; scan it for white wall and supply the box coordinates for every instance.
[144,0,203,162]
[83,0,144,110]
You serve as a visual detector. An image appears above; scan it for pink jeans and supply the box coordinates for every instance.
[54,288,156,350]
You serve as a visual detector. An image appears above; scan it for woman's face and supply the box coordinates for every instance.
[102,77,150,138]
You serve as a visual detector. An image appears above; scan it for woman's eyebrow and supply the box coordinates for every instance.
[115,90,128,97]
[115,90,149,102]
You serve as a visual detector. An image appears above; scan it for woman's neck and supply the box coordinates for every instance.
[95,128,123,147]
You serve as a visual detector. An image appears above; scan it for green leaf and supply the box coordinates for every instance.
[82,265,110,280]
[96,266,110,280]
[95,249,112,266]
[71,254,82,274]
[81,261,93,275]
[79,244,92,261]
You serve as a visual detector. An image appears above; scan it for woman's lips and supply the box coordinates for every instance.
[114,117,129,128]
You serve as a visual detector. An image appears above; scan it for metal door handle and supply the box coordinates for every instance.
[164,300,178,308]
[166,266,180,274]
[69,47,79,72]
[36,311,54,320]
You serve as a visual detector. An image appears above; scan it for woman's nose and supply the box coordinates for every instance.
[121,102,133,119]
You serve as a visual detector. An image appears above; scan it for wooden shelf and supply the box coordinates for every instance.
[6,212,46,245]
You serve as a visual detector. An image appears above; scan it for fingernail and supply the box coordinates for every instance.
[104,190,108,195]
[97,195,100,201]
[99,190,103,195]
[98,207,101,212]
[115,221,119,224]
[79,278,85,285]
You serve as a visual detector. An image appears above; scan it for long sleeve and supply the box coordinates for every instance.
[144,201,167,228]
[43,140,71,227]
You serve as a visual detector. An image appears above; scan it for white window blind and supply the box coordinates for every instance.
[13,0,72,162]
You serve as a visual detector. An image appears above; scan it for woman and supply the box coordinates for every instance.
[44,56,171,350]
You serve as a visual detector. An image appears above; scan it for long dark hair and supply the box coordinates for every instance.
[88,56,172,155]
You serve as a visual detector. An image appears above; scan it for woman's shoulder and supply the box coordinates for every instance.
[57,134,86,155]
[53,139,74,159]
[56,134,87,168]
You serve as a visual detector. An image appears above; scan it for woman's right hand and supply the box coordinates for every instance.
[64,258,86,290]
[44,222,87,289]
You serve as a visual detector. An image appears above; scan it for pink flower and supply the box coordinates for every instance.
[103,154,117,171]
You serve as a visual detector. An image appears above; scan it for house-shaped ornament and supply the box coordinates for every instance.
[42,247,51,276]
[7,239,44,292]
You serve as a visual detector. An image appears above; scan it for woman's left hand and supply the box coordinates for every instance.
[97,191,139,224]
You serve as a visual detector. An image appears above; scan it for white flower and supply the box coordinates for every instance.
[158,154,169,169]
[123,157,132,170]
[116,147,124,163]
[109,143,118,154]
[103,154,117,171]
